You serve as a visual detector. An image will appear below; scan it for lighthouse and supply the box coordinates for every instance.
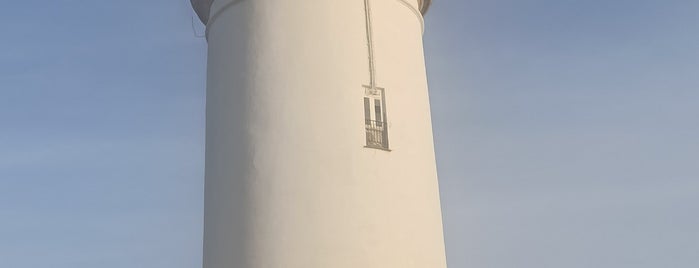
[191,0,447,267]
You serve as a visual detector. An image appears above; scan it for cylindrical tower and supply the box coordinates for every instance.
[192,0,446,267]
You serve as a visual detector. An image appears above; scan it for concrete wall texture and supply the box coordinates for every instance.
[194,0,447,267]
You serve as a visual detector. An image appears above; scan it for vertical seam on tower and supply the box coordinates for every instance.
[363,0,377,88]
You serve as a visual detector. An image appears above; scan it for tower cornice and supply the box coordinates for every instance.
[191,0,432,25]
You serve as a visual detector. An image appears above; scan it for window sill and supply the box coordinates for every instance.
[364,146,392,152]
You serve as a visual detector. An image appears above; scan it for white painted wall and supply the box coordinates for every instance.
[198,0,447,267]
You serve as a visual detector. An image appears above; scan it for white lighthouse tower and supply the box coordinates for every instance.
[191,0,447,267]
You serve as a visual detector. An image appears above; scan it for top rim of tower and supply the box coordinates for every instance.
[191,0,432,25]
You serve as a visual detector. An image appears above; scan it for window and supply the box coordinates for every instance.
[374,99,383,127]
[363,87,389,149]
[364,98,372,122]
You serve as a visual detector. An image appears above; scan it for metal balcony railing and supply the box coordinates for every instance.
[365,119,389,149]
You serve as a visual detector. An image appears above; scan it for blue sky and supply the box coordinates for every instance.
[1,0,698,267]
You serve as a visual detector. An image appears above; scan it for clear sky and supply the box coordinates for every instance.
[1,0,697,267]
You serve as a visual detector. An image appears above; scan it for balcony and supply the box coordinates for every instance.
[365,119,389,150]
